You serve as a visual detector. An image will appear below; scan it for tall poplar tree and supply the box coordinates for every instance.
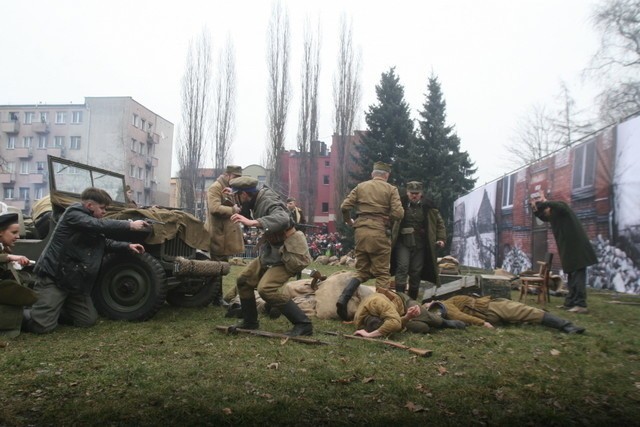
[414,74,476,249]
[353,67,413,186]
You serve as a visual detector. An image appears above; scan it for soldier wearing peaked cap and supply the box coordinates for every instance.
[228,176,314,337]
[391,180,446,300]
[206,165,245,306]
[337,161,404,321]
[0,213,38,338]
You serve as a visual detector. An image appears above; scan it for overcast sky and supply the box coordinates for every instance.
[2,0,602,186]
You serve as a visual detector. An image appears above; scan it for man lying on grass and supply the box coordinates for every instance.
[353,287,465,338]
[427,295,585,334]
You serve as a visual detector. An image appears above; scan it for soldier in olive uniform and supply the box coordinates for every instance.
[0,213,38,338]
[431,295,585,334]
[531,194,597,314]
[392,181,446,300]
[207,165,244,305]
[353,287,465,338]
[337,161,404,320]
[228,176,313,336]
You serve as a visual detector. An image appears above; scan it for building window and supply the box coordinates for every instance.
[55,112,66,124]
[23,136,33,148]
[35,186,44,200]
[71,111,83,124]
[54,136,64,147]
[20,161,29,174]
[4,188,14,199]
[130,165,135,177]
[147,144,154,156]
[572,140,596,191]
[19,187,30,200]
[132,114,138,127]
[141,119,146,130]
[24,112,35,124]
[138,143,144,154]
[38,135,48,149]
[321,202,329,213]
[138,167,143,179]
[5,162,15,173]
[70,136,81,150]
[323,175,330,185]
[501,173,516,208]
[7,136,16,149]
[40,112,48,123]
[131,138,136,151]
[36,162,45,173]
[325,160,330,167]
[9,112,18,121]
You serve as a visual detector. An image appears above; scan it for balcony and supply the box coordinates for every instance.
[145,157,158,168]
[0,172,16,184]
[1,121,20,134]
[14,147,33,158]
[32,121,50,134]
[147,132,160,144]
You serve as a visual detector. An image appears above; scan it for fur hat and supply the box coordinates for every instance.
[373,161,391,173]
[0,213,19,230]
[229,176,259,193]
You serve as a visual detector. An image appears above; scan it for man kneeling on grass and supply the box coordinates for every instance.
[428,295,585,334]
[353,287,466,338]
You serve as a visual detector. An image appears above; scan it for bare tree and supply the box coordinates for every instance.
[550,81,595,145]
[213,36,237,172]
[332,15,361,214]
[177,29,212,217]
[505,104,558,168]
[266,1,291,192]
[297,17,321,222]
[588,0,640,122]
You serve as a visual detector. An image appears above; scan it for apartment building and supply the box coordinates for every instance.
[0,97,174,214]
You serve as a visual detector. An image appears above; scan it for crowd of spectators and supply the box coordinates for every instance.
[240,226,345,260]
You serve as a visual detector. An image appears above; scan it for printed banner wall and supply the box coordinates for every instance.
[452,113,640,294]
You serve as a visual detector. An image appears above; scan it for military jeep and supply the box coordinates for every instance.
[14,155,228,321]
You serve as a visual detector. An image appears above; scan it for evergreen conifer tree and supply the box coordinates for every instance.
[414,73,476,249]
[353,67,414,186]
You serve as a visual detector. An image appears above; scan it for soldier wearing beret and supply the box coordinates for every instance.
[531,193,597,314]
[337,161,404,321]
[391,181,446,300]
[0,213,38,338]
[228,176,313,336]
[206,165,245,306]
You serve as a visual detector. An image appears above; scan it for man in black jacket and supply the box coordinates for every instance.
[25,188,148,334]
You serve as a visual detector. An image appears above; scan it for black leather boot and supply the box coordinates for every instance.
[336,278,361,321]
[232,296,259,330]
[408,284,419,301]
[280,300,313,336]
[541,312,585,334]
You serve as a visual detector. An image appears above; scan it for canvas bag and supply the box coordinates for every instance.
[280,230,312,274]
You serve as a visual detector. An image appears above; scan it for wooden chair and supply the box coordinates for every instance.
[518,253,553,307]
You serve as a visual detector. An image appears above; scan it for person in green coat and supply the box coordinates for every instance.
[531,195,597,313]
[391,181,446,300]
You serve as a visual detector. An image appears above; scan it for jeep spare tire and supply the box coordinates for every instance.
[93,252,168,321]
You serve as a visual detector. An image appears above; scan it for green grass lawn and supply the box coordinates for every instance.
[1,263,640,426]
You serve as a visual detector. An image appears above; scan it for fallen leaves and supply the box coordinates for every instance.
[550,349,561,356]
[405,401,428,412]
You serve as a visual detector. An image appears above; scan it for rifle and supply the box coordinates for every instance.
[215,325,330,345]
[323,331,432,357]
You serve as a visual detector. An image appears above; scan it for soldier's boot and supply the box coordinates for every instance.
[441,319,466,329]
[280,300,313,336]
[336,278,361,321]
[232,296,259,330]
[407,283,419,301]
[541,312,585,334]
[395,282,406,293]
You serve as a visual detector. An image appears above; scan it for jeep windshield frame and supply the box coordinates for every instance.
[48,155,128,206]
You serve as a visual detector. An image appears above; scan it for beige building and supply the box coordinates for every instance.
[0,97,174,213]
